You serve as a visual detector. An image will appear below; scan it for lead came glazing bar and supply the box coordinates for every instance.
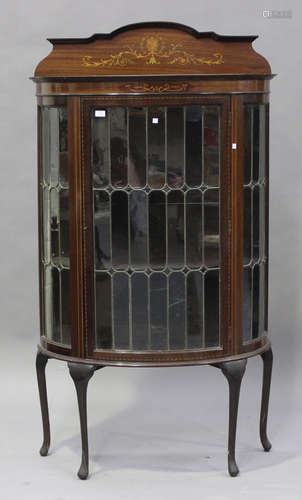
[169,272,185,350]
[94,191,111,269]
[149,191,166,269]
[129,107,147,187]
[252,264,260,339]
[242,267,252,342]
[148,107,165,188]
[150,273,167,349]
[204,269,220,347]
[113,272,129,349]
[186,190,203,268]
[204,188,220,268]
[132,273,149,350]
[111,191,129,269]
[243,187,252,265]
[167,108,184,188]
[253,185,260,261]
[51,267,60,343]
[95,272,112,349]
[187,270,203,348]
[50,188,59,265]
[168,190,184,269]
[185,106,203,187]
[59,189,69,267]
[130,191,148,269]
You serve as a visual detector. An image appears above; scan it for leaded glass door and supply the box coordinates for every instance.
[82,96,230,359]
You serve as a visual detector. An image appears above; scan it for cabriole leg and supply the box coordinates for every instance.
[215,359,247,477]
[260,347,273,452]
[68,363,97,480]
[36,350,50,457]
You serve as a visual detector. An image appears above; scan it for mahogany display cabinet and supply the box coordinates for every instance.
[32,22,274,479]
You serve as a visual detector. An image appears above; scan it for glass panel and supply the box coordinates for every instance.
[51,267,60,343]
[95,272,112,349]
[204,189,220,268]
[204,106,219,187]
[130,191,148,269]
[168,191,184,269]
[113,273,129,349]
[61,269,71,345]
[243,267,252,342]
[204,269,220,347]
[150,273,167,349]
[91,103,222,352]
[94,191,111,270]
[243,104,268,343]
[169,272,185,350]
[129,107,147,187]
[244,106,252,185]
[253,185,260,261]
[185,105,203,187]
[92,109,109,187]
[243,187,252,265]
[252,107,260,182]
[59,189,69,267]
[186,190,202,268]
[252,264,260,339]
[149,191,166,269]
[148,107,165,188]
[111,191,128,269]
[132,273,148,350]
[41,104,70,346]
[187,271,203,348]
[167,108,184,188]
[110,107,128,187]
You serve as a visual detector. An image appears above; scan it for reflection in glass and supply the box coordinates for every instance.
[132,273,148,350]
[187,271,203,348]
[204,269,220,347]
[94,191,110,270]
[112,191,128,269]
[186,190,202,268]
[169,272,185,349]
[92,110,109,187]
[204,106,220,187]
[204,189,220,268]
[50,189,59,263]
[95,272,112,349]
[185,105,203,187]
[150,273,167,349]
[59,107,68,187]
[111,107,128,187]
[167,108,184,187]
[129,107,147,187]
[130,191,148,269]
[113,273,129,349]
[148,107,165,188]
[168,191,184,268]
[243,187,252,265]
[149,191,166,269]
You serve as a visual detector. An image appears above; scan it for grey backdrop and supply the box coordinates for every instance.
[1,1,302,498]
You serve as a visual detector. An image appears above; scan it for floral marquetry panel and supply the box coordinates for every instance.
[91,104,222,352]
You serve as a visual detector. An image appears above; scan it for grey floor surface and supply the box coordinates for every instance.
[1,336,302,500]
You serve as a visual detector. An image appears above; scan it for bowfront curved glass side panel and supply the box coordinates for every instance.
[40,102,71,346]
[92,105,221,352]
[242,103,268,343]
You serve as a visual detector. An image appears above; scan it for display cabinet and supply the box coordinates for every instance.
[32,22,274,479]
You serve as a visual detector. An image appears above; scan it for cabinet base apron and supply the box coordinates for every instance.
[36,342,273,479]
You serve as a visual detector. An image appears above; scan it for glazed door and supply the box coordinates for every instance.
[81,95,231,362]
